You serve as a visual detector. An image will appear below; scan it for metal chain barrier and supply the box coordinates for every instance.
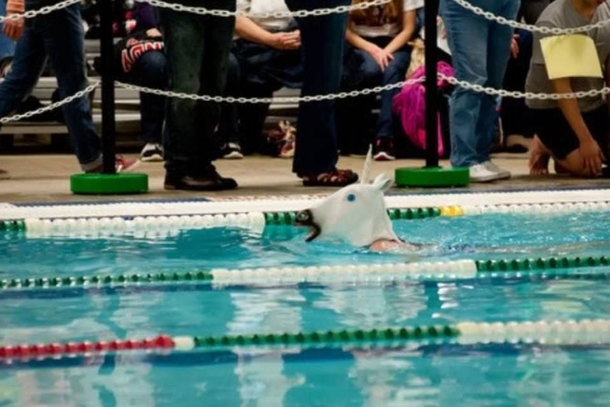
[0,82,99,124]
[453,0,610,34]
[136,0,391,18]
[0,0,81,23]
[115,79,421,104]
[440,73,610,100]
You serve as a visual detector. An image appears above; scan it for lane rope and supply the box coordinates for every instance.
[2,255,610,291]
[2,319,610,362]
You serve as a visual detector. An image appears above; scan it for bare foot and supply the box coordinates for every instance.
[529,136,550,175]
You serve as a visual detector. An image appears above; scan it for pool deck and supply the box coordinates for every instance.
[1,152,609,204]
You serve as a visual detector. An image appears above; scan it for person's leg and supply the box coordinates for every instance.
[128,51,167,144]
[42,4,106,171]
[239,80,273,154]
[198,2,235,162]
[440,0,490,169]
[284,0,357,185]
[0,15,47,122]
[476,0,520,165]
[376,48,411,139]
[160,9,206,178]
[218,50,243,158]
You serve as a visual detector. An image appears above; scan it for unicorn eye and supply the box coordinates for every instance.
[346,194,356,202]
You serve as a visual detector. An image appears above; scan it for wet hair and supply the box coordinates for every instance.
[350,0,404,27]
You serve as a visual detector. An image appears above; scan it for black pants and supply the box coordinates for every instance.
[160,0,235,176]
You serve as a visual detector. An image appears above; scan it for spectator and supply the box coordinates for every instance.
[112,3,166,162]
[159,0,237,191]
[527,0,609,177]
[219,0,303,159]
[500,0,551,153]
[284,0,358,186]
[440,0,519,182]
[0,0,138,178]
[343,0,424,161]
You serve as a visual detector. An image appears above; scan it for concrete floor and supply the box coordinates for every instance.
[1,152,609,203]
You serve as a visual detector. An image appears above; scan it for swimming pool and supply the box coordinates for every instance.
[1,189,610,406]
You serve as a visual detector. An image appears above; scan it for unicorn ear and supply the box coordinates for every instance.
[372,174,393,192]
[361,144,373,184]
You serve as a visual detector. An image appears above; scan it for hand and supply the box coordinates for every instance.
[510,34,519,58]
[437,16,447,39]
[4,0,24,40]
[268,31,301,50]
[146,28,162,38]
[579,138,605,176]
[367,44,394,71]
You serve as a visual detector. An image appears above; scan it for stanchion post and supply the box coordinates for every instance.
[99,0,116,174]
[69,0,148,194]
[424,0,439,169]
[393,0,469,187]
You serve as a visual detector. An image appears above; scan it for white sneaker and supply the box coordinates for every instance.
[483,160,511,180]
[469,163,504,183]
[140,143,163,162]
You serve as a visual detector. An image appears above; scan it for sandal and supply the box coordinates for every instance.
[301,168,359,187]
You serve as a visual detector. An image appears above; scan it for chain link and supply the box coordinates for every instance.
[0,82,99,124]
[135,0,391,18]
[453,0,610,34]
[0,0,80,23]
[440,73,610,100]
[115,79,423,104]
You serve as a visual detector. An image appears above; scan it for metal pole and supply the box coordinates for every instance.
[99,0,116,174]
[424,0,440,168]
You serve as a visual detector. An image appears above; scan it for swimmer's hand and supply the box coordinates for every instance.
[369,239,431,254]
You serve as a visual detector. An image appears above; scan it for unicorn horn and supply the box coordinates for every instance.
[361,144,373,184]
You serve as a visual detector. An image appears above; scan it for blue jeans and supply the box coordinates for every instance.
[352,38,411,139]
[440,0,520,167]
[0,1,15,60]
[118,50,167,144]
[0,2,101,170]
[284,0,349,175]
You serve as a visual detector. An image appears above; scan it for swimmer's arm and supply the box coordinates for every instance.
[551,78,596,145]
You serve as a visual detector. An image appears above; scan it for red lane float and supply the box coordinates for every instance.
[0,335,175,360]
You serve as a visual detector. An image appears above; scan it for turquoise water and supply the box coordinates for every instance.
[1,212,610,406]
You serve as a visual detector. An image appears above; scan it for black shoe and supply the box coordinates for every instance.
[140,143,164,162]
[373,137,395,161]
[164,171,238,191]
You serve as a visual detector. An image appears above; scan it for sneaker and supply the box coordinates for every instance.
[373,137,395,161]
[221,142,244,159]
[0,169,9,180]
[469,163,504,183]
[140,143,163,162]
[87,155,141,174]
[483,160,511,180]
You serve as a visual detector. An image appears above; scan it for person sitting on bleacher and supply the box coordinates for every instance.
[220,0,303,158]
[0,0,139,176]
[98,3,167,163]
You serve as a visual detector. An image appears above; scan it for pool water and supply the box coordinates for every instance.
[1,211,610,406]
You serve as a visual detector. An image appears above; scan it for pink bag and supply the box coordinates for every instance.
[392,61,454,157]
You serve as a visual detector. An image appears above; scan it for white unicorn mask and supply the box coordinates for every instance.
[295,147,400,247]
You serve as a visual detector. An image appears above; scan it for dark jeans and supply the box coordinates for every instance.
[0,2,101,170]
[118,50,167,144]
[501,29,533,138]
[159,0,235,176]
[284,0,350,175]
[222,38,303,153]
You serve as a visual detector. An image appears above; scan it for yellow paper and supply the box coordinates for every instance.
[540,34,602,79]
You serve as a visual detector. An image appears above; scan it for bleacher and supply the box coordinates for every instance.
[0,39,300,148]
